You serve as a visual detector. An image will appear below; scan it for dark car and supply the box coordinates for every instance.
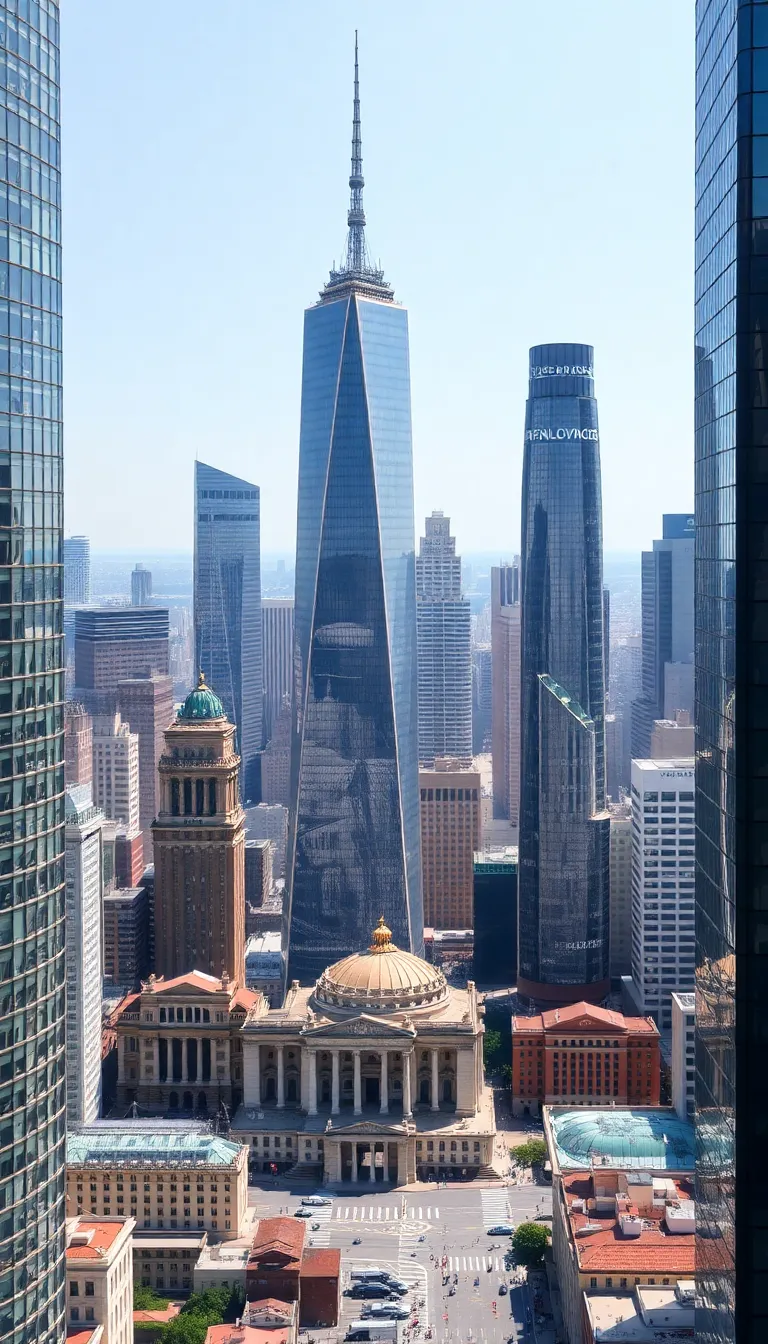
[347,1284,394,1300]
[487,1224,514,1236]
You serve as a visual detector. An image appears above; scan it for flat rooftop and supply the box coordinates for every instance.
[67,1126,244,1168]
[546,1107,695,1172]
[563,1172,694,1277]
[584,1281,695,1340]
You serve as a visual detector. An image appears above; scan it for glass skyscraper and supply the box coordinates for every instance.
[194,461,262,802]
[517,343,609,1004]
[0,3,66,1343]
[286,38,421,983]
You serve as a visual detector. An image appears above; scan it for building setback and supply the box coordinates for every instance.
[286,40,422,981]
[490,561,521,825]
[517,343,609,1004]
[419,761,480,928]
[194,461,263,802]
[152,677,246,986]
[416,511,472,767]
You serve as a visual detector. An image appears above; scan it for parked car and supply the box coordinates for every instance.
[347,1284,395,1301]
[362,1305,410,1321]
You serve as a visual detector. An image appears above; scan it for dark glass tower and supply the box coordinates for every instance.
[194,461,262,801]
[0,4,66,1343]
[517,343,609,1004]
[286,38,422,983]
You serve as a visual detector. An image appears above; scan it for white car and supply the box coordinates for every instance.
[301,1195,332,1207]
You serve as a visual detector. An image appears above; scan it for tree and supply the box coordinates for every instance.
[510,1139,547,1168]
[512,1221,551,1267]
[134,1285,171,1311]
[483,1029,503,1069]
[163,1316,210,1344]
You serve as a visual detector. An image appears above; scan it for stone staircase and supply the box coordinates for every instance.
[282,1160,324,1186]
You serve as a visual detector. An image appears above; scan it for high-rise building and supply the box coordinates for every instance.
[262,598,293,744]
[64,534,91,605]
[631,514,694,759]
[65,783,104,1126]
[472,847,517,986]
[608,801,632,979]
[604,712,624,802]
[194,461,263,802]
[650,715,695,758]
[0,13,68,1313]
[65,700,93,785]
[490,561,521,824]
[117,674,175,832]
[131,562,153,606]
[246,802,288,880]
[92,713,141,836]
[471,644,492,753]
[626,759,695,1029]
[74,606,170,708]
[102,886,150,987]
[517,344,609,1004]
[419,760,480,928]
[671,991,695,1123]
[260,695,290,806]
[152,676,246,985]
[286,39,422,982]
[416,512,472,767]
[245,839,273,908]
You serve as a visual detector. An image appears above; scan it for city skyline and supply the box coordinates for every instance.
[61,1,692,556]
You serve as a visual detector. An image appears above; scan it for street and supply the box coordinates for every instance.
[249,1182,553,1344]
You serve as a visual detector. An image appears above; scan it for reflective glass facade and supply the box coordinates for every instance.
[194,461,262,802]
[286,289,422,982]
[0,3,66,1343]
[517,343,609,1003]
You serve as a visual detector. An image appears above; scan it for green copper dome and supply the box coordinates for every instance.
[179,672,225,721]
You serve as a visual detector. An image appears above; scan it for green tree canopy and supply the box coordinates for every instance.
[133,1285,171,1312]
[483,1028,504,1067]
[512,1221,551,1266]
[510,1139,548,1167]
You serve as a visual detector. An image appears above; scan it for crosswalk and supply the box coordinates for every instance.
[480,1189,510,1228]
[304,1204,333,1245]
[333,1204,440,1222]
[446,1254,506,1272]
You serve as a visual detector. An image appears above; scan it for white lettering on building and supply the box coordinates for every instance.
[525,427,599,442]
[530,365,593,378]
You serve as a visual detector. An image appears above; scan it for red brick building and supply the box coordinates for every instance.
[511,1002,660,1115]
[245,1219,340,1328]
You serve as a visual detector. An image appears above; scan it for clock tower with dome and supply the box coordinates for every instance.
[152,673,246,985]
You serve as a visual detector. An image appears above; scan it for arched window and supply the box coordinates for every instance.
[171,779,180,816]
[183,779,192,815]
[208,779,217,815]
[195,778,205,816]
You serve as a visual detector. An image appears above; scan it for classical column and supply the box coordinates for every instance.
[331,1050,340,1115]
[403,1052,412,1119]
[431,1048,440,1111]
[353,1050,362,1115]
[397,1141,408,1186]
[252,1044,261,1106]
[379,1050,388,1114]
[277,1045,285,1109]
[351,1143,358,1183]
[308,1051,318,1116]
[187,1037,195,1083]
[198,1038,204,1087]
[369,1144,377,1183]
[152,1036,160,1085]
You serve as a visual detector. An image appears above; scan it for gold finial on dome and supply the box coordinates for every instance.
[369,915,396,953]
[198,669,206,687]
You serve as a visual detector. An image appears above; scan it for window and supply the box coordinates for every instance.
[69,1284,78,1298]
[85,1283,94,1297]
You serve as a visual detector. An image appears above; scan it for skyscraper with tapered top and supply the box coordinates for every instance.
[286,35,422,984]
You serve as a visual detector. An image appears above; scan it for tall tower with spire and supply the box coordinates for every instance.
[286,35,422,984]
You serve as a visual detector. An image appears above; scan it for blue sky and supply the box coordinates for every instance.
[62,0,693,555]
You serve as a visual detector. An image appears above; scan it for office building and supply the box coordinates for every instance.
[66,700,94,785]
[194,460,262,801]
[113,829,145,889]
[102,886,149,987]
[490,561,521,824]
[92,713,141,835]
[66,1124,249,1243]
[416,511,472,767]
[511,1003,660,1116]
[472,847,517,985]
[245,931,285,1005]
[0,8,67,1336]
[74,607,170,707]
[471,644,492,753]
[246,838,273,907]
[113,972,257,1115]
[631,514,694,760]
[247,803,288,880]
[419,760,480,928]
[286,40,421,981]
[671,991,695,1122]
[65,783,105,1126]
[152,676,246,985]
[609,801,633,979]
[131,563,152,607]
[116,674,174,832]
[604,712,625,803]
[260,696,291,806]
[650,714,695,758]
[65,535,91,606]
[66,1216,134,1344]
[518,344,609,1004]
[626,759,695,1030]
[262,598,293,744]
[245,1220,341,1329]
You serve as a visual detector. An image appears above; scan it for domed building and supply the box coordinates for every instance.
[234,919,497,1185]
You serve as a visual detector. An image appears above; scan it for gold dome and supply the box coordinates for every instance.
[314,919,448,1014]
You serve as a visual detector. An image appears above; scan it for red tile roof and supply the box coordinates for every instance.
[300,1248,341,1278]
[66,1330,101,1344]
[66,1220,126,1258]
[145,971,227,994]
[563,1173,694,1275]
[134,1307,182,1325]
[512,1002,659,1037]
[246,1301,294,1315]
[231,987,260,1011]
[249,1217,305,1268]
[206,1328,288,1344]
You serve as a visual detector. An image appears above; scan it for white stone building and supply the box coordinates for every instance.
[671,991,696,1120]
[65,783,105,1125]
[66,1215,134,1344]
[233,918,495,1185]
[92,713,141,835]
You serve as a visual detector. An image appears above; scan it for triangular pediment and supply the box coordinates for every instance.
[541,1002,626,1034]
[302,1013,416,1040]
[329,1118,407,1137]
